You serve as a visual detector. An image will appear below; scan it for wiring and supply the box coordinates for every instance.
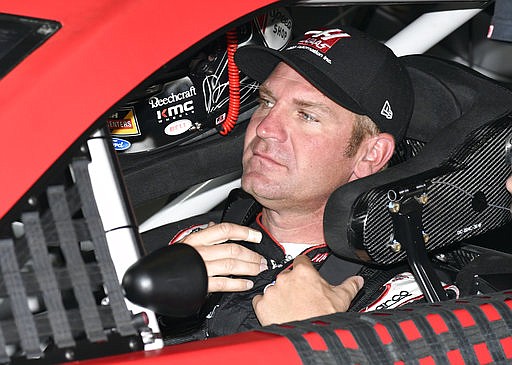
[219,29,241,135]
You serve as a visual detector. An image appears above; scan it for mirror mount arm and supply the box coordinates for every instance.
[389,196,449,303]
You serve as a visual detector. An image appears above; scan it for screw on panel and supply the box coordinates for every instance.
[416,193,429,205]
[390,240,401,252]
[436,253,447,262]
[423,232,430,244]
[388,201,400,213]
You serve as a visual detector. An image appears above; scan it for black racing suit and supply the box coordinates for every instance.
[201,213,335,337]
[140,189,482,345]
[141,190,362,344]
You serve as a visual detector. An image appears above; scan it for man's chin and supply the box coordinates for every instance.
[241,176,280,201]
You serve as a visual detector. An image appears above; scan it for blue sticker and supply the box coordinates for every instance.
[112,137,131,151]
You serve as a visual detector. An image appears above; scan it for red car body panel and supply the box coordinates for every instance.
[0,1,306,362]
[76,332,303,364]
[0,0,274,220]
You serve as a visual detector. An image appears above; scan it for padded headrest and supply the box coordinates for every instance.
[324,54,512,265]
[403,62,461,143]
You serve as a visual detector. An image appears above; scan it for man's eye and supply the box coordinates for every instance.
[299,111,318,123]
[258,97,274,108]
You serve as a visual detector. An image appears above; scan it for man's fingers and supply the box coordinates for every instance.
[205,257,267,277]
[291,254,315,269]
[175,223,267,294]
[332,275,364,309]
[252,294,262,307]
[506,175,512,195]
[209,276,254,292]
[182,222,262,246]
[195,243,266,266]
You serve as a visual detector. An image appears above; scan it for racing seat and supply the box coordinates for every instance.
[111,54,512,364]
[324,54,512,302]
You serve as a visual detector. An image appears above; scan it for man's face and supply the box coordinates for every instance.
[242,62,360,212]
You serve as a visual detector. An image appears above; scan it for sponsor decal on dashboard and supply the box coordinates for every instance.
[111,137,131,151]
[215,113,226,125]
[149,85,197,108]
[164,119,192,136]
[157,101,194,123]
[107,107,141,136]
[255,8,292,50]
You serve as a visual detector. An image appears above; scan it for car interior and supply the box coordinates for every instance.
[0,1,511,363]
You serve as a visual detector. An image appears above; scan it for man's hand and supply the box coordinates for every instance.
[179,222,267,293]
[252,255,363,326]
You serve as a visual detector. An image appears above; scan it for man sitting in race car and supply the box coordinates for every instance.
[146,25,414,341]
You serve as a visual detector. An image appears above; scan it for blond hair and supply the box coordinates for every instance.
[344,114,380,158]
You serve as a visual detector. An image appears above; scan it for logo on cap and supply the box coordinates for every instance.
[380,100,393,120]
[297,29,351,54]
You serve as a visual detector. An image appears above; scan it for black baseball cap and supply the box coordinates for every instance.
[235,26,414,142]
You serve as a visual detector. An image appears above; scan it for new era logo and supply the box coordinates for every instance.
[381,100,393,119]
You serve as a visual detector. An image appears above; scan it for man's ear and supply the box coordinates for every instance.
[350,133,395,181]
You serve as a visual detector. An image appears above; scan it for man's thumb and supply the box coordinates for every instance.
[334,275,364,301]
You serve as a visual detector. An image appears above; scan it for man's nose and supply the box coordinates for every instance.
[255,107,287,142]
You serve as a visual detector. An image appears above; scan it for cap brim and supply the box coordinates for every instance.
[235,45,366,116]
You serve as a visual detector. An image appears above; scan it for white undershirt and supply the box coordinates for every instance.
[280,242,318,260]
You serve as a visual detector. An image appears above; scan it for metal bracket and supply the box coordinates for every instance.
[87,128,163,350]
[389,195,449,302]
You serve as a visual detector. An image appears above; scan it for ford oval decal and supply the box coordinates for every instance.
[112,137,131,151]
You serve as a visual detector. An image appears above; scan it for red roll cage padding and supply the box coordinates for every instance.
[78,290,512,364]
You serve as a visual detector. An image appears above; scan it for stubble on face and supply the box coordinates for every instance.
[242,134,292,202]
[241,63,358,214]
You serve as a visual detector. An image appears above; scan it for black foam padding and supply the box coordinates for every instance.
[120,124,245,208]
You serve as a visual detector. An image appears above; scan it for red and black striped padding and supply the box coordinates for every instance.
[260,290,512,364]
[76,291,512,364]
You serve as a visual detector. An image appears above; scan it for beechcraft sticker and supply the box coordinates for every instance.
[107,107,141,136]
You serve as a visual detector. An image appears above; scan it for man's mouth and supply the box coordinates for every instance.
[252,150,284,167]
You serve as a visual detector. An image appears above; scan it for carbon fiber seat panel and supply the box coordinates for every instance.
[324,55,512,266]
